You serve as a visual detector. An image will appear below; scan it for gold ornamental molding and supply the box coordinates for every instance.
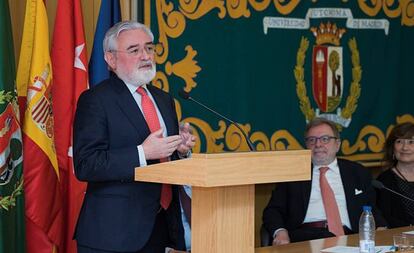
[358,0,414,26]
[144,0,414,166]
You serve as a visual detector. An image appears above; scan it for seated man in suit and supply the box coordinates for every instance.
[262,118,386,245]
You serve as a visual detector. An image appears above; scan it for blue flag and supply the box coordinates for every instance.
[88,0,121,86]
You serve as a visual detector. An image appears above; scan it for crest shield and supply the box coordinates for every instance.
[312,45,343,112]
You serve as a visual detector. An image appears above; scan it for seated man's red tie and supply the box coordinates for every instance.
[319,166,345,236]
[137,87,172,210]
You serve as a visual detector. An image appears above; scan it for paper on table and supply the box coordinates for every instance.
[321,245,394,253]
[403,230,414,235]
[320,246,358,253]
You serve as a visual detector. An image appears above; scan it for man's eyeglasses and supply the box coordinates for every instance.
[110,44,156,56]
[395,138,414,146]
[305,135,338,145]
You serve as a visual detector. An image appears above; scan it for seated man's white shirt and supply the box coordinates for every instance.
[303,159,352,229]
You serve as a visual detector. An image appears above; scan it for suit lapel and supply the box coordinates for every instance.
[302,167,313,211]
[112,77,151,137]
[110,77,175,138]
[338,159,359,229]
[339,160,356,206]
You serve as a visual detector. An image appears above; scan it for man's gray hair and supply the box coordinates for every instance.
[304,117,340,139]
[103,21,154,53]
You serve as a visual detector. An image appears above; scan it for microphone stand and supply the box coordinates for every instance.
[372,179,414,202]
[179,90,256,151]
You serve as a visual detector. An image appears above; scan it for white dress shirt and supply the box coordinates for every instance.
[124,82,167,166]
[303,158,352,229]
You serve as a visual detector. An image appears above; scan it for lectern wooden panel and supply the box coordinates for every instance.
[135,150,311,253]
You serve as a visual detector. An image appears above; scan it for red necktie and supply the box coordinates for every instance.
[137,86,172,210]
[319,167,345,236]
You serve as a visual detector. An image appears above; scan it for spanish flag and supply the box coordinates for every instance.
[16,0,62,252]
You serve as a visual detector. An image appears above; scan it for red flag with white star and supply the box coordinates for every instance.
[51,0,88,252]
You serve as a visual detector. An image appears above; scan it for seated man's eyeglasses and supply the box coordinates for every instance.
[305,135,338,145]
[110,43,156,56]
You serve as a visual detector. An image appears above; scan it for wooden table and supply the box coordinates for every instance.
[255,227,414,253]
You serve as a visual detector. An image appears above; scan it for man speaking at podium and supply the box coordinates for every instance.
[73,21,195,253]
[262,118,386,245]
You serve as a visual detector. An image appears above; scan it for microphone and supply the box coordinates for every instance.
[372,179,414,202]
[178,90,256,151]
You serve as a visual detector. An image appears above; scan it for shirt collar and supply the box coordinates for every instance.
[313,158,339,174]
[124,82,148,95]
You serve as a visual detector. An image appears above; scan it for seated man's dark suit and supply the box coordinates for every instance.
[73,75,185,252]
[262,159,387,242]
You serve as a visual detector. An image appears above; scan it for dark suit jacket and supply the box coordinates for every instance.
[73,75,185,252]
[262,159,386,240]
[376,169,414,228]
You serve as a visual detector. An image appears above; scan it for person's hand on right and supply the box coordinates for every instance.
[272,229,290,246]
[142,128,182,160]
[177,122,196,156]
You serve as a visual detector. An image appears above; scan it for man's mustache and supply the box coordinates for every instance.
[138,61,154,68]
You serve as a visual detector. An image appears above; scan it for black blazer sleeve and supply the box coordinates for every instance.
[262,183,289,237]
[262,180,309,237]
[364,169,388,228]
[376,170,409,228]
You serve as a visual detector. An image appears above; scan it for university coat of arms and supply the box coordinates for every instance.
[295,22,361,128]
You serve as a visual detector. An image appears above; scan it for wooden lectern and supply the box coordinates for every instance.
[135,150,311,253]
